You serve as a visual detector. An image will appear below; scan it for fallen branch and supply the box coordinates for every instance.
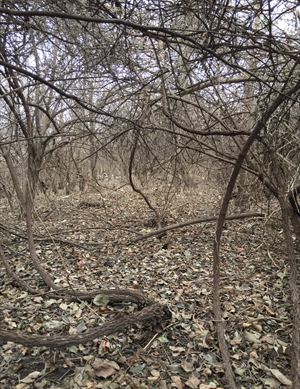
[0,223,138,249]
[0,303,171,347]
[72,288,155,306]
[132,212,264,242]
[0,221,102,250]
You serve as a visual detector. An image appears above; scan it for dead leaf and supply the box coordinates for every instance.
[76,321,87,334]
[201,367,212,376]
[105,360,120,370]
[262,377,281,388]
[20,371,41,383]
[15,384,29,389]
[181,360,194,372]
[261,335,274,344]
[99,340,111,353]
[92,358,116,378]
[263,305,275,316]
[250,349,258,359]
[86,382,96,389]
[69,326,77,335]
[244,331,261,348]
[223,302,235,312]
[171,375,183,388]
[35,380,47,389]
[230,331,242,346]
[269,369,292,385]
[185,374,200,388]
[64,358,74,368]
[75,308,82,318]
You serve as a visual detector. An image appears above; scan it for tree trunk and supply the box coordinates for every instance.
[278,192,300,388]
[1,149,26,213]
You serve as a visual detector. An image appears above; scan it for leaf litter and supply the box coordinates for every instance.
[0,182,294,388]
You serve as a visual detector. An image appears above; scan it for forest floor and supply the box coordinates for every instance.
[0,180,295,389]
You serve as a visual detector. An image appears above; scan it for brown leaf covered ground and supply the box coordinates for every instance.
[0,181,294,389]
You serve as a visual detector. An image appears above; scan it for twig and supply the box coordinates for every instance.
[267,247,280,268]
[144,322,178,350]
